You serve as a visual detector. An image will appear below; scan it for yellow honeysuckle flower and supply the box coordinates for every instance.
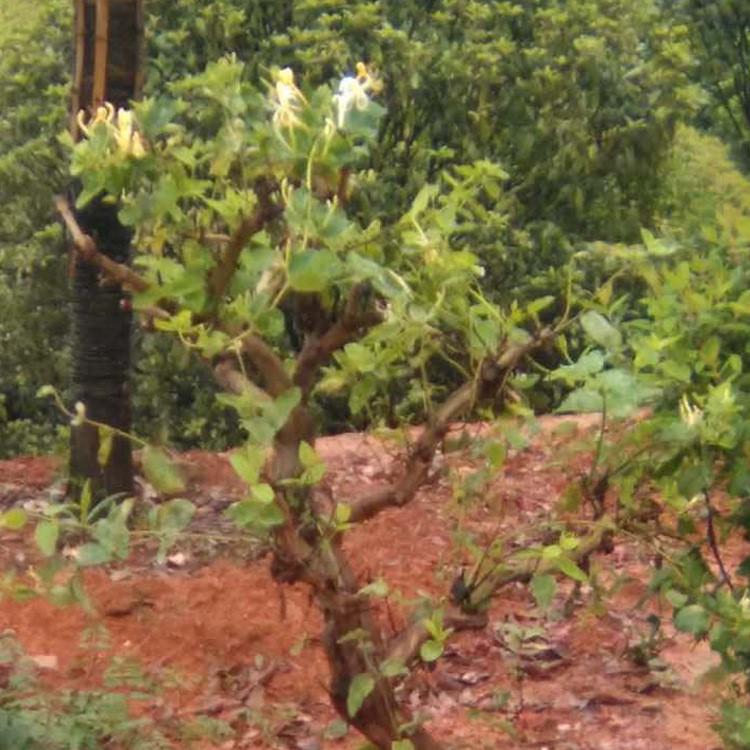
[356,61,383,94]
[77,103,146,158]
[679,394,702,428]
[130,131,146,159]
[76,102,114,136]
[93,102,115,125]
[271,67,306,131]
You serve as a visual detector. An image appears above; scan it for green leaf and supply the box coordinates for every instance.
[68,571,94,614]
[97,426,114,468]
[75,543,112,567]
[347,673,375,718]
[230,446,265,485]
[664,589,688,609]
[674,604,710,636]
[288,249,339,292]
[226,497,285,530]
[556,556,588,583]
[142,446,186,495]
[580,311,622,351]
[79,480,92,523]
[541,544,562,560]
[380,658,407,678]
[360,578,389,597]
[0,508,27,530]
[35,520,59,557]
[530,574,557,610]
[392,741,416,750]
[485,440,507,469]
[299,441,327,484]
[552,350,605,383]
[299,441,319,467]
[557,388,604,414]
[158,498,195,532]
[334,503,352,526]
[419,639,444,662]
[324,719,349,741]
[250,484,275,503]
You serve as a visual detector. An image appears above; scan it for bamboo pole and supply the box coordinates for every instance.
[92,0,110,105]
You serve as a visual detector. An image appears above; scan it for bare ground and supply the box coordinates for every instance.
[0,417,724,749]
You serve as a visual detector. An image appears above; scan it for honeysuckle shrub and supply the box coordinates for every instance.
[56,58,606,748]
[555,216,750,746]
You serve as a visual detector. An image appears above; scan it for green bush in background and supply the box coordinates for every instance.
[0,0,744,455]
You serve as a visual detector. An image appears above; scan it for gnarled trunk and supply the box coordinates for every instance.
[269,407,443,750]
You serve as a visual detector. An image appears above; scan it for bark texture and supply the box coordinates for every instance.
[68,0,143,497]
[69,195,134,498]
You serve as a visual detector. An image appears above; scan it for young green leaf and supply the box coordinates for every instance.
[530,574,557,611]
[0,508,27,531]
[142,446,186,495]
[347,673,375,718]
[97,425,114,468]
[556,556,588,583]
[580,311,622,351]
[35,520,59,557]
[674,604,710,636]
[419,639,444,662]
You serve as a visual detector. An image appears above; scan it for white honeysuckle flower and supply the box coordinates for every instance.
[71,401,87,426]
[333,61,382,128]
[679,394,703,428]
[114,108,134,155]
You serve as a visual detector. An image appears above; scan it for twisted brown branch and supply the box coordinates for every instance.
[208,178,280,301]
[385,520,612,667]
[241,334,293,397]
[55,196,150,293]
[294,284,383,395]
[348,328,555,524]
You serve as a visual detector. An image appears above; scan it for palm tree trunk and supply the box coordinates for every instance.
[68,194,134,497]
[67,0,144,499]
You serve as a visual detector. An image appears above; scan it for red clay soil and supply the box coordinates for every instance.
[0,419,726,750]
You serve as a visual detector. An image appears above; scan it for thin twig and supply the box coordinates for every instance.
[704,490,734,592]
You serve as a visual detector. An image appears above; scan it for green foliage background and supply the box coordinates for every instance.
[0,0,746,455]
[0,0,72,456]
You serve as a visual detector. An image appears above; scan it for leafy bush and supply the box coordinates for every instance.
[0,0,73,455]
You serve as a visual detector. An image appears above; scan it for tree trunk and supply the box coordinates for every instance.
[67,0,144,498]
[68,194,134,498]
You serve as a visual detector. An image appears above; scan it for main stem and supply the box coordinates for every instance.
[268,406,443,750]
